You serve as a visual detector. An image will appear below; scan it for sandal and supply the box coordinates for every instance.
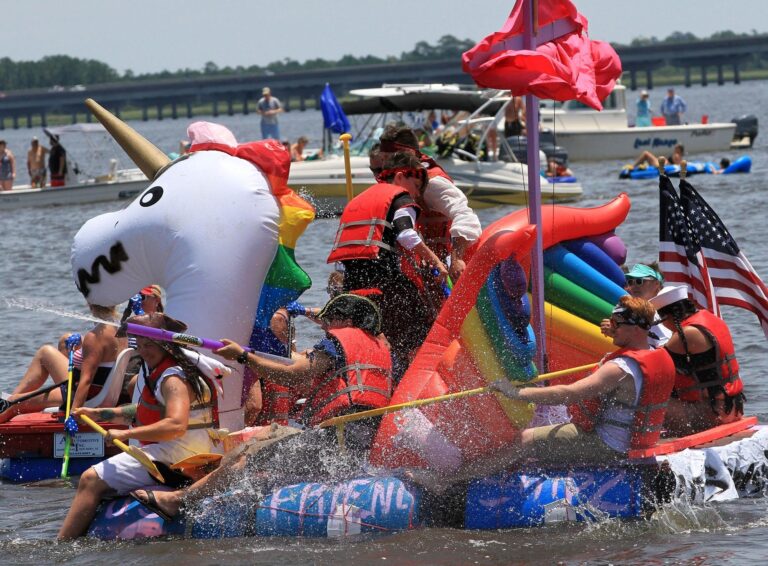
[129,489,175,522]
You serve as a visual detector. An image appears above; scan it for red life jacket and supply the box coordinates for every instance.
[326,183,414,264]
[568,348,676,450]
[255,381,301,426]
[135,356,217,446]
[419,166,454,260]
[301,327,392,426]
[672,310,742,402]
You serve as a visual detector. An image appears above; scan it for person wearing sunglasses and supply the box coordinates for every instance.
[458,296,676,475]
[650,285,745,435]
[601,263,671,348]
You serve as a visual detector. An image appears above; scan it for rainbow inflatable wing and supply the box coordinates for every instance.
[370,195,631,471]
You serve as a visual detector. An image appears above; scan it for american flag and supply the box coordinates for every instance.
[659,176,768,339]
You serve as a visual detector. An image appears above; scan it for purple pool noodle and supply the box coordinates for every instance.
[584,231,627,266]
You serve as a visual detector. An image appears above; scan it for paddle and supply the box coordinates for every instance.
[340,133,354,202]
[77,413,165,483]
[0,381,66,414]
[121,322,294,366]
[317,362,598,430]
[60,337,79,479]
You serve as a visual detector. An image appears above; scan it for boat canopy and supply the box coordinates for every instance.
[342,91,505,116]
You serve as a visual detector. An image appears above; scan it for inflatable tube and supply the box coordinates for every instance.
[464,467,648,529]
[544,175,578,184]
[562,239,626,288]
[460,308,535,428]
[723,155,752,174]
[371,227,537,469]
[542,299,616,373]
[89,477,420,540]
[543,267,615,326]
[476,286,536,381]
[71,129,314,431]
[489,268,534,340]
[584,231,627,266]
[544,244,627,307]
[468,194,631,268]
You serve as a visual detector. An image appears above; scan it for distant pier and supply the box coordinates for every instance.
[2,36,768,129]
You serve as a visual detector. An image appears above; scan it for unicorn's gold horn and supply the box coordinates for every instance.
[85,98,170,180]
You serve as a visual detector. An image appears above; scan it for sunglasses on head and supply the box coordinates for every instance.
[610,317,636,328]
[625,277,655,286]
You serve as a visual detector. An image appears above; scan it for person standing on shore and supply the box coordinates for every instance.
[27,137,49,188]
[48,134,68,187]
[660,88,687,126]
[257,87,283,140]
[0,140,16,191]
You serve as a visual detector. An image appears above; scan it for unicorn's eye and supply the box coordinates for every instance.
[139,186,164,207]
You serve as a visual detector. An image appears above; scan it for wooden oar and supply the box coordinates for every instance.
[77,413,165,483]
[318,362,597,430]
[340,133,354,202]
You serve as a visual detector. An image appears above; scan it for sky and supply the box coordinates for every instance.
[3,0,765,75]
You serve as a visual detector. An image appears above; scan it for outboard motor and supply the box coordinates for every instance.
[731,114,758,148]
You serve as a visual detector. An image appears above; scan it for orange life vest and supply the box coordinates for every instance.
[135,356,217,446]
[326,183,415,264]
[568,348,676,450]
[256,381,301,426]
[301,327,392,426]
[672,310,742,402]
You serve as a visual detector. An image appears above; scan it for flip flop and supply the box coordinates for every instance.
[129,489,174,522]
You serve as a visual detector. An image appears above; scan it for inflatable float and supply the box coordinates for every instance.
[619,156,752,180]
[85,194,768,539]
[0,110,315,483]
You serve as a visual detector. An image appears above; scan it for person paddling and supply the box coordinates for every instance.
[57,312,226,540]
[128,294,392,522]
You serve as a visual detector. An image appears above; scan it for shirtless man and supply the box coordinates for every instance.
[27,137,48,188]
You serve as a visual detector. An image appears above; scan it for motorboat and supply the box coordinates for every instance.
[288,84,582,214]
[0,124,148,212]
[539,84,747,161]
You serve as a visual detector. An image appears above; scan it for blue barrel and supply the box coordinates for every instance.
[255,477,420,537]
[464,467,647,529]
[89,495,186,540]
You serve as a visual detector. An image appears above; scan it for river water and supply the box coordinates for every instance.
[0,80,767,564]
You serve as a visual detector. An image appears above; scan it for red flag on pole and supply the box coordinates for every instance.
[461,0,622,110]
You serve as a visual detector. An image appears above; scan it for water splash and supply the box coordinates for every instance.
[1,297,118,326]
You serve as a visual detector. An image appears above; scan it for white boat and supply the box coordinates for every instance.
[288,85,582,213]
[0,124,148,211]
[540,84,737,161]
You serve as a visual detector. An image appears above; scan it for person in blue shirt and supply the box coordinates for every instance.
[635,90,652,127]
[660,88,687,125]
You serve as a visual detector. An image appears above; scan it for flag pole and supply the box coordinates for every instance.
[523,0,547,372]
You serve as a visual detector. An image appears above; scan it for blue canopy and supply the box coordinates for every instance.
[320,83,350,135]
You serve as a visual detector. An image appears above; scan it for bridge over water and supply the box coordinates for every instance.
[2,36,767,129]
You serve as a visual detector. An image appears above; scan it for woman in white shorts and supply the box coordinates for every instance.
[57,312,225,540]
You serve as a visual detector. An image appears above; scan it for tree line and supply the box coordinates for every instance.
[1,31,765,92]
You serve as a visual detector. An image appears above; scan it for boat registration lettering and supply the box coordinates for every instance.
[54,432,105,458]
[690,129,713,137]
[633,137,678,150]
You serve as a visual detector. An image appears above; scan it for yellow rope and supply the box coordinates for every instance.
[318,361,597,430]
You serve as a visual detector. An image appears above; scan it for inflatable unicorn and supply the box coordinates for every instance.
[70,100,313,431]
